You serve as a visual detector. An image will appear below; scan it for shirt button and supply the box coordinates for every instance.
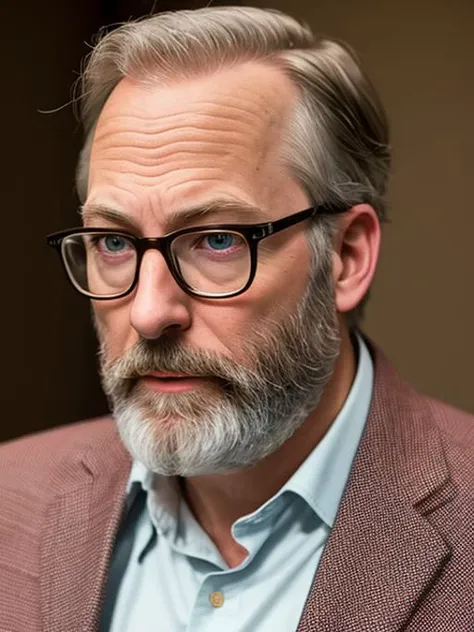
[209,591,224,608]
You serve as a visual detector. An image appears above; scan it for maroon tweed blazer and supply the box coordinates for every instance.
[1,344,474,632]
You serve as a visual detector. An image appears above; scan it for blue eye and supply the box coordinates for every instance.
[104,235,128,252]
[205,233,235,250]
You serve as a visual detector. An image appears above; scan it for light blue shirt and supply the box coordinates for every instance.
[102,335,373,632]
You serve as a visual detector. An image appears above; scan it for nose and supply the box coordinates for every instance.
[130,250,192,339]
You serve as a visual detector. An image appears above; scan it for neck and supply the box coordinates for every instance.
[181,325,357,566]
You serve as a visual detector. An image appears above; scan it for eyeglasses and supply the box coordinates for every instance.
[47,204,346,300]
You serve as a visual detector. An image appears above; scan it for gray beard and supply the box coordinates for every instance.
[98,254,340,476]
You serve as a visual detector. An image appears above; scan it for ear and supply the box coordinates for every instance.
[332,204,381,315]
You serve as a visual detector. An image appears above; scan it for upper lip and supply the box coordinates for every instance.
[146,372,194,379]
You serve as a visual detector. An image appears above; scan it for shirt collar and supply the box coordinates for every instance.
[125,332,373,531]
[126,460,154,496]
[126,460,180,541]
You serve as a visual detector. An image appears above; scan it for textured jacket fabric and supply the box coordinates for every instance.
[1,344,474,632]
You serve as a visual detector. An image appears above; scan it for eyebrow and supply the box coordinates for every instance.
[80,200,269,234]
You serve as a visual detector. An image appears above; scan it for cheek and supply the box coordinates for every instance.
[250,233,312,310]
[196,236,312,355]
[93,301,137,360]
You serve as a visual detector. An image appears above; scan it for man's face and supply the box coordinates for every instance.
[86,62,340,475]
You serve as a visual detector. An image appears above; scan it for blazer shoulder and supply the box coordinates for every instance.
[426,396,474,451]
[0,416,115,484]
[370,337,474,454]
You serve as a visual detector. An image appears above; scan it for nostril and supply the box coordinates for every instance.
[162,323,186,336]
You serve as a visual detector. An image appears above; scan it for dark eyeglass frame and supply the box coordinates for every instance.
[47,204,347,300]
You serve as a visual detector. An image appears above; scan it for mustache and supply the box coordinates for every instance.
[100,337,263,387]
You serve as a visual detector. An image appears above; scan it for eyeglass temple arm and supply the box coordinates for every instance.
[255,204,348,239]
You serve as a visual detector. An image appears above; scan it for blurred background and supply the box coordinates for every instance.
[1,0,472,442]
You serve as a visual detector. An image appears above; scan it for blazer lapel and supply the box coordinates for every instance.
[297,345,456,632]
[40,421,131,632]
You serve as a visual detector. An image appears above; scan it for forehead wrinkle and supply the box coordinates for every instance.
[92,134,250,165]
[92,130,281,188]
[94,116,259,144]
[94,87,278,143]
[93,70,290,159]
[93,109,269,155]
[91,135,271,190]
[92,154,249,181]
[91,112,268,180]
[95,98,268,133]
[92,167,230,191]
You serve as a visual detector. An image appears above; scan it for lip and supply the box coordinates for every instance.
[142,373,206,393]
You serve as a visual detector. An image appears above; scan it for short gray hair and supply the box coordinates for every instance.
[76,6,391,322]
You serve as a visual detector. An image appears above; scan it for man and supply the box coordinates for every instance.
[1,5,474,631]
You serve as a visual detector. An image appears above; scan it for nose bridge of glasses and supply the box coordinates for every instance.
[136,236,170,258]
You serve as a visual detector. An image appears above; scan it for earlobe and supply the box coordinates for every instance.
[334,204,381,315]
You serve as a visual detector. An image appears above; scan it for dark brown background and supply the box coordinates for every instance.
[1,0,472,443]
